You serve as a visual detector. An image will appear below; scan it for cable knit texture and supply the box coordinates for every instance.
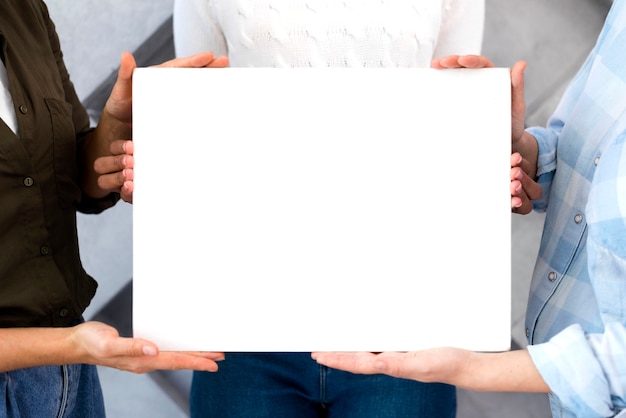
[174,0,484,67]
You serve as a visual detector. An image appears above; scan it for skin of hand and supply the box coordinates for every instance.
[431,55,542,214]
[311,348,549,393]
[90,51,229,203]
[0,321,224,374]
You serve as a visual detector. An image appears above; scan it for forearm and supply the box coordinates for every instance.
[0,327,80,372]
[458,349,549,393]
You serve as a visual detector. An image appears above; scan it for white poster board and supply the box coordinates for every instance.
[132,68,512,352]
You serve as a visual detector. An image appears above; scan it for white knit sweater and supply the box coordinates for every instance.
[173,0,484,67]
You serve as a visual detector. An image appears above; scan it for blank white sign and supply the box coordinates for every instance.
[132,67,512,352]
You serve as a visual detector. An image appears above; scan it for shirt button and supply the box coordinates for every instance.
[23,177,34,187]
[526,328,530,337]
[548,271,557,282]
[59,308,69,317]
[40,245,50,256]
[594,156,600,166]
[574,213,583,224]
[18,104,28,114]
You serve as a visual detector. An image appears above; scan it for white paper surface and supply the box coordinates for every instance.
[132,67,512,352]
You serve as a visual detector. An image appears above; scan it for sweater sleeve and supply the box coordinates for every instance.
[433,0,484,57]
[173,0,228,58]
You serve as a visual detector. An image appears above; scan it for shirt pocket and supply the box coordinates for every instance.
[45,98,82,209]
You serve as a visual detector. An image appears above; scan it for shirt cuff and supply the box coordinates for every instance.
[528,324,615,417]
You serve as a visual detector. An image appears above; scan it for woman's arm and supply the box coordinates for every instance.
[0,321,223,374]
[312,348,549,393]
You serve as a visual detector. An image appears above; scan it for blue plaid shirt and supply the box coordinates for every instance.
[524,1,626,416]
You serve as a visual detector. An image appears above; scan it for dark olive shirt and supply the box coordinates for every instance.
[0,0,119,327]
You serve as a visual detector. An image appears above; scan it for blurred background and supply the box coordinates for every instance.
[45,0,612,416]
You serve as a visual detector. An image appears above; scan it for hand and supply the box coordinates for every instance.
[511,152,542,214]
[433,56,540,213]
[72,321,224,374]
[431,56,526,146]
[432,55,527,151]
[311,349,468,384]
[312,348,549,393]
[430,54,495,70]
[93,51,229,203]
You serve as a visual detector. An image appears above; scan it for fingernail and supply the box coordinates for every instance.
[143,346,158,356]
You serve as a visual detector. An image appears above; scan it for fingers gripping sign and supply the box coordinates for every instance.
[92,51,228,203]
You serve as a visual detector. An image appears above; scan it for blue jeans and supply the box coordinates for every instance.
[190,352,456,418]
[0,363,105,418]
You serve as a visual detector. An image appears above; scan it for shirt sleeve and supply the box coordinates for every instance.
[433,0,484,57]
[173,0,228,58]
[528,322,626,417]
[525,32,600,212]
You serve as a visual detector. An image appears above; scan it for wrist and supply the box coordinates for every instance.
[66,324,89,365]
